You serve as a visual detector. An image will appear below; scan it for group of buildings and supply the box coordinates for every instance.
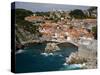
[24,10,97,45]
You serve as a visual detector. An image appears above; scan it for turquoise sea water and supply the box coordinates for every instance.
[15,42,81,73]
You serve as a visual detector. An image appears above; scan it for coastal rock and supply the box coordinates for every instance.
[45,43,60,53]
[78,41,97,69]
[66,52,87,64]
[16,44,25,51]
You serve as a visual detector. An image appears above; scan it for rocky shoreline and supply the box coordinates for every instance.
[66,52,87,64]
[15,40,59,51]
[66,40,97,69]
[16,39,97,69]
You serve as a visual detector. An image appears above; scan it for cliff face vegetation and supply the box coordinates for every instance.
[15,9,40,46]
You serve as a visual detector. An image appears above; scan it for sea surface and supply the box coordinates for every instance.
[15,42,82,73]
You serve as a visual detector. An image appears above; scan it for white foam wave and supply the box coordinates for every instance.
[49,53,53,55]
[41,53,48,56]
[69,63,85,68]
[16,49,25,54]
[41,53,54,56]
[63,63,68,66]
[71,64,82,67]
[59,54,63,57]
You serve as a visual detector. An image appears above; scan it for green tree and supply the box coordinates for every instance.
[92,26,97,40]
[15,9,39,34]
[69,9,86,19]
[15,9,33,22]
